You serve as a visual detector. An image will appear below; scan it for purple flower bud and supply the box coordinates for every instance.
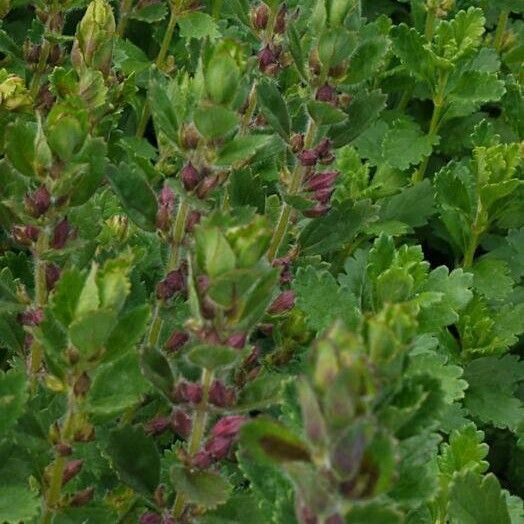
[272,256,293,285]
[156,206,171,232]
[19,308,44,326]
[244,345,261,367]
[252,3,269,30]
[12,225,39,245]
[205,435,232,460]
[139,512,161,524]
[318,152,335,165]
[51,218,72,249]
[159,185,175,209]
[46,263,61,291]
[313,187,334,205]
[165,330,189,353]
[314,138,332,159]
[306,171,339,192]
[211,415,247,439]
[180,123,200,150]
[315,84,336,104]
[145,416,170,436]
[290,133,305,153]
[209,380,236,408]
[196,275,210,293]
[25,186,51,217]
[258,45,276,69]
[55,443,72,456]
[196,175,220,200]
[70,486,95,507]
[298,149,318,166]
[268,290,295,314]
[274,4,287,34]
[170,409,191,439]
[181,163,201,192]
[191,450,212,469]
[185,210,202,233]
[156,269,186,300]
[62,459,84,486]
[175,381,203,404]
[303,204,330,218]
[162,515,176,524]
[227,332,246,349]
[73,372,91,397]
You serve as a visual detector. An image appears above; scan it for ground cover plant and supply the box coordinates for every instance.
[0,0,523,522]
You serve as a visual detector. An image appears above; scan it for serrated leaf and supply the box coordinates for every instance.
[107,425,160,495]
[194,105,239,139]
[0,370,28,437]
[87,353,150,415]
[171,464,231,509]
[0,485,39,523]
[236,374,285,411]
[186,345,239,370]
[256,79,290,139]
[178,11,220,40]
[107,162,158,231]
[215,135,272,166]
[293,266,359,332]
[449,472,511,524]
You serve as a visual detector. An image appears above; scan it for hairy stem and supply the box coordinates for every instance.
[172,368,214,518]
[425,7,437,41]
[40,390,76,524]
[267,119,316,261]
[412,71,449,183]
[30,229,49,392]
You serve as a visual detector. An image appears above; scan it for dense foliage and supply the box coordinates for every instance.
[0,0,523,522]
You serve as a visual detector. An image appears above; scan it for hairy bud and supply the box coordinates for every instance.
[165,330,189,353]
[170,409,191,439]
[145,416,170,436]
[70,486,95,507]
[62,459,84,485]
[209,380,236,408]
[268,290,295,314]
[251,3,269,30]
[174,381,203,404]
[25,186,51,217]
[0,69,32,111]
[180,162,201,192]
[71,0,116,76]
[51,218,73,249]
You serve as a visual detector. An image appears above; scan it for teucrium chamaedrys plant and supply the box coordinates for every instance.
[0,0,523,522]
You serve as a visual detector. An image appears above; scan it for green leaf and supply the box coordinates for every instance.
[449,472,511,524]
[107,425,160,495]
[0,485,39,523]
[240,418,310,466]
[318,27,357,69]
[345,502,404,524]
[178,11,221,40]
[107,162,158,231]
[186,345,239,370]
[382,120,437,170]
[149,76,179,144]
[438,424,489,478]
[87,353,150,415]
[347,36,390,84]
[130,2,167,22]
[379,179,435,228]
[216,135,272,166]
[5,120,35,177]
[195,227,236,278]
[464,355,524,432]
[140,343,175,400]
[0,370,27,437]
[329,90,387,147]
[69,309,117,356]
[194,105,239,139]
[306,100,347,125]
[472,259,514,301]
[171,464,232,509]
[299,199,377,255]
[256,79,290,139]
[236,374,285,411]
[293,266,360,332]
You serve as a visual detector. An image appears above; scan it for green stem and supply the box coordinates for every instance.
[212,0,223,19]
[412,71,449,183]
[172,368,214,518]
[463,231,479,269]
[136,4,178,138]
[116,0,134,37]
[30,39,51,98]
[425,8,437,41]
[167,199,189,271]
[267,119,316,261]
[30,229,49,391]
[240,81,258,135]
[144,199,189,350]
[40,390,76,524]
[494,9,509,53]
